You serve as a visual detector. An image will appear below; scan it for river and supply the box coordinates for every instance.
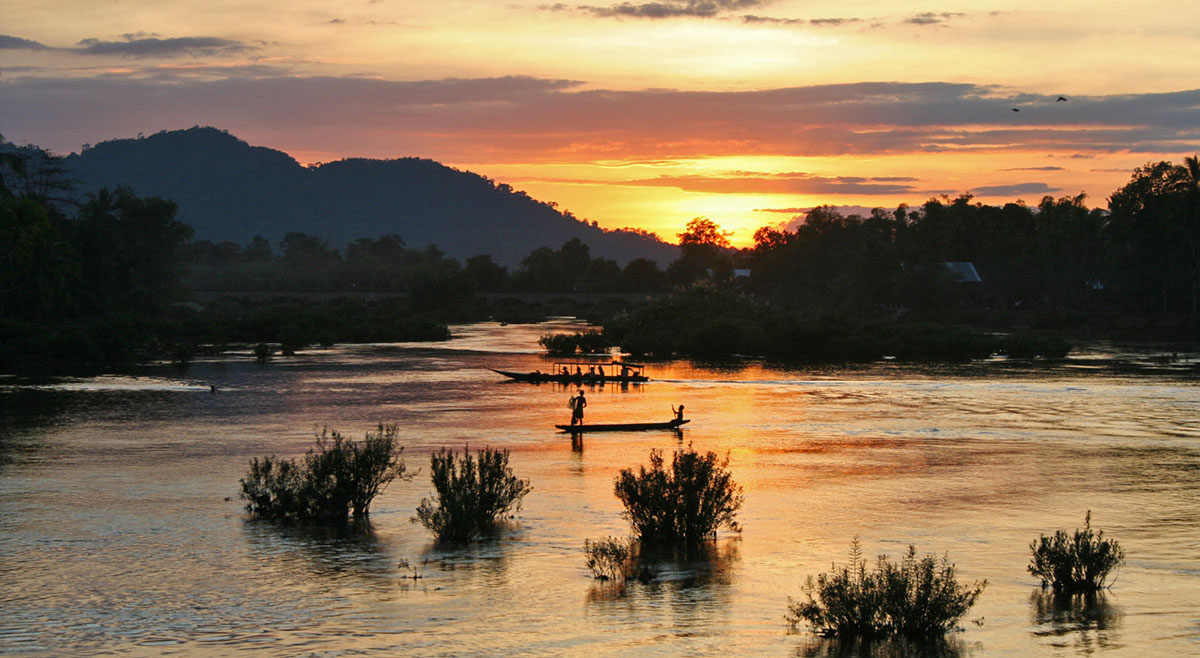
[1,320,1198,656]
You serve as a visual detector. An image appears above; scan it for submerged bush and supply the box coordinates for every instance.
[253,342,274,363]
[413,446,532,542]
[538,332,579,354]
[1029,511,1125,593]
[573,330,612,354]
[584,536,636,581]
[1002,332,1072,359]
[240,424,410,521]
[614,446,743,546]
[538,330,611,354]
[787,539,986,639]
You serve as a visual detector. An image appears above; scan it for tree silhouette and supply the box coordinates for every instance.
[678,216,732,248]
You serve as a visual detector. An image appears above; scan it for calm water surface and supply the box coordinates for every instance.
[2,321,1198,657]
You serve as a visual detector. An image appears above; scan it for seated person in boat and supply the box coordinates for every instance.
[672,404,685,422]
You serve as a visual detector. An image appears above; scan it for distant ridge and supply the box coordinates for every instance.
[65,127,678,266]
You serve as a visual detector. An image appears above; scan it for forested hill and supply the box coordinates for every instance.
[65,127,678,266]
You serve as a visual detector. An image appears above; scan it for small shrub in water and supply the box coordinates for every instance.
[413,446,532,542]
[572,330,612,354]
[1002,332,1071,359]
[538,332,579,354]
[240,454,303,518]
[538,330,611,355]
[253,342,274,363]
[614,445,743,546]
[584,536,635,581]
[786,539,986,639]
[239,424,410,521]
[1029,511,1125,593]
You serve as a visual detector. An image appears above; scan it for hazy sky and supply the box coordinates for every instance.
[3,0,1199,244]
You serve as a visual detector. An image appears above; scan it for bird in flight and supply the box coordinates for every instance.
[1012,108,1021,112]
[1057,96,1068,102]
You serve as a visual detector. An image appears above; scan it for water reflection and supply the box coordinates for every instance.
[1030,590,1123,654]
[586,539,740,603]
[793,635,976,658]
[420,536,514,588]
[241,519,401,591]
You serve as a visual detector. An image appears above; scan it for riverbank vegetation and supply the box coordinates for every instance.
[239,424,410,521]
[1029,512,1126,593]
[413,446,532,542]
[600,287,1071,361]
[786,539,987,639]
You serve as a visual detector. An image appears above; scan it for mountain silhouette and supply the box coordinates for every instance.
[65,127,678,265]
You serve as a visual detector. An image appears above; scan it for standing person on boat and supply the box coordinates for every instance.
[672,404,685,422]
[570,389,587,425]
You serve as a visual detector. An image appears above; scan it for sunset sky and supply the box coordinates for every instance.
[3,0,1199,245]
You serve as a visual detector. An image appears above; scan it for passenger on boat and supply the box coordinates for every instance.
[672,404,685,422]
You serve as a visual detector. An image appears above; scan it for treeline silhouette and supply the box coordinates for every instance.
[3,135,1198,371]
[186,234,672,295]
[604,165,1200,359]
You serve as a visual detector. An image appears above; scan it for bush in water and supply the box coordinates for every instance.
[538,332,576,354]
[538,330,611,355]
[1029,511,1125,593]
[787,538,987,638]
[614,445,743,546]
[584,536,636,581]
[240,424,410,521]
[413,446,532,542]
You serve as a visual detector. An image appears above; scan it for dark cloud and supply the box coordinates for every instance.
[969,182,1057,196]
[576,0,767,19]
[622,172,921,195]
[75,36,254,58]
[0,35,49,50]
[904,11,966,25]
[2,75,1198,168]
[810,17,862,26]
[740,15,860,26]
[1002,166,1065,171]
[126,63,300,82]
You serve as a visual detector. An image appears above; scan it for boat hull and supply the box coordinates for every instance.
[492,369,648,384]
[555,419,689,433]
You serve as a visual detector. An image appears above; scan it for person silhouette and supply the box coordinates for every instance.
[570,390,587,425]
[672,404,685,422]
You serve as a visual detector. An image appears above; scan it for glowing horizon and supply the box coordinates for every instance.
[2,1,1198,247]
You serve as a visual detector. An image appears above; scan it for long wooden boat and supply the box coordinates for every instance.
[555,419,689,433]
[492,360,648,384]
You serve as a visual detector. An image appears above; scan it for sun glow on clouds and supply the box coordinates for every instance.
[477,156,865,245]
[476,148,1146,247]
